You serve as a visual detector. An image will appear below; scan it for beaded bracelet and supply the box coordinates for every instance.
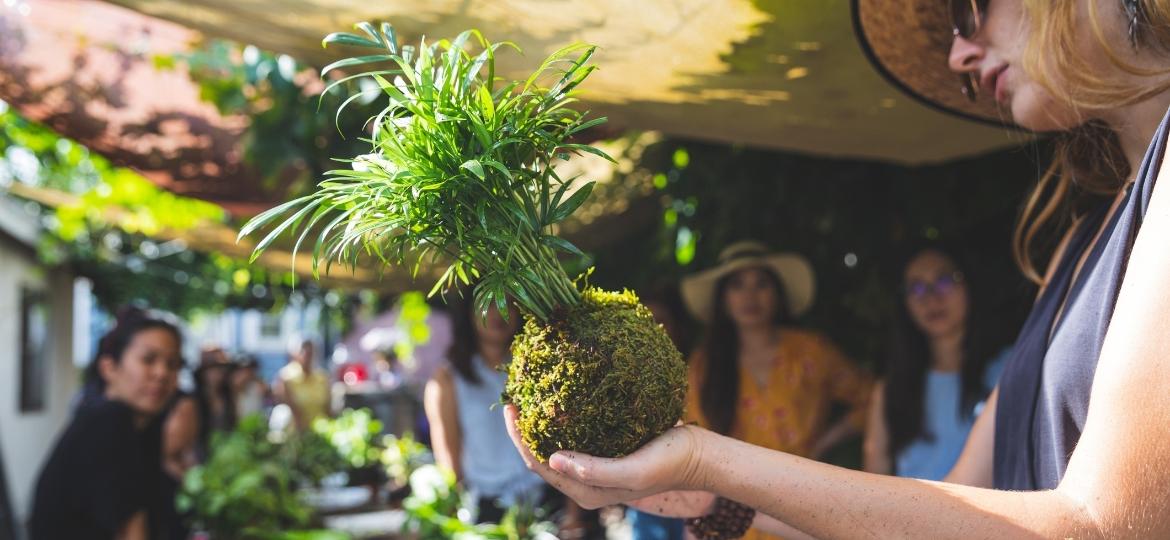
[684,497,756,540]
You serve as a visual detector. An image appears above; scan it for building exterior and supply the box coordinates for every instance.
[0,197,76,538]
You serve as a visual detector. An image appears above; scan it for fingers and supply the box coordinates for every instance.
[503,404,580,488]
[504,404,538,468]
[548,451,648,490]
[502,405,641,510]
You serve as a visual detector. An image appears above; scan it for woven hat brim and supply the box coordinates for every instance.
[851,0,1023,129]
[681,255,816,323]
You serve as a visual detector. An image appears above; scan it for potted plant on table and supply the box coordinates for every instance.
[313,408,386,498]
[179,417,350,539]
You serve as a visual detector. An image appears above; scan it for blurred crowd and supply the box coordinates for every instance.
[26,237,1012,540]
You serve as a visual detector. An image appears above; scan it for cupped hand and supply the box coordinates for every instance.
[503,404,709,510]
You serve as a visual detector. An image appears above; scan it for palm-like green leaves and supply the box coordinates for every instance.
[240,22,613,322]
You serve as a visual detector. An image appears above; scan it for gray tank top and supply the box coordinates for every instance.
[451,355,544,503]
[994,107,1168,490]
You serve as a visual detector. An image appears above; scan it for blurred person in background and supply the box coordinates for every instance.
[424,298,548,522]
[157,370,199,540]
[274,338,332,431]
[864,243,1009,480]
[230,354,270,421]
[194,346,236,459]
[425,296,603,537]
[30,310,183,540]
[679,241,872,540]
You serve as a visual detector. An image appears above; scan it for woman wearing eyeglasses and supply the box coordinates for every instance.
[863,244,1009,481]
[504,0,1170,537]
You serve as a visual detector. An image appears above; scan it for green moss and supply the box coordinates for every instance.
[505,288,688,461]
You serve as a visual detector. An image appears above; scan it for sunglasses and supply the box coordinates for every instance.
[950,0,990,102]
[904,271,965,301]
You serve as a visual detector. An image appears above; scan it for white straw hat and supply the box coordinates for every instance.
[681,241,816,323]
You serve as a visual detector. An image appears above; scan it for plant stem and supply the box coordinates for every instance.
[506,234,580,320]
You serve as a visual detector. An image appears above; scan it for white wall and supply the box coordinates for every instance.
[0,207,76,533]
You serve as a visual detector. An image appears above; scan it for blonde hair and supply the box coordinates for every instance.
[1013,0,1170,283]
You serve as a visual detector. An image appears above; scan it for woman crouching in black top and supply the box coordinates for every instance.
[30,311,183,540]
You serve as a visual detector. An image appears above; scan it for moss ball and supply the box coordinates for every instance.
[505,287,688,462]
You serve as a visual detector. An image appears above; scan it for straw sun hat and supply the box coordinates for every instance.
[681,241,816,323]
[851,0,1015,127]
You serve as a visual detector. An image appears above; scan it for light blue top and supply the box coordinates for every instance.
[894,349,1009,481]
[452,354,544,506]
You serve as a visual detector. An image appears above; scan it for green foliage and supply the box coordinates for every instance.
[241,22,613,323]
[162,41,375,196]
[0,105,303,316]
[179,415,350,538]
[179,416,314,537]
[380,431,432,487]
[312,408,384,469]
[392,291,432,367]
[53,167,224,241]
[283,428,350,487]
[0,106,101,193]
[506,288,688,460]
[402,465,555,540]
[264,532,353,540]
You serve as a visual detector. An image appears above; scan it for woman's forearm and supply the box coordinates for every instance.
[695,431,1101,539]
[629,490,817,539]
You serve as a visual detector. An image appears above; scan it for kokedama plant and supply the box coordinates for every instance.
[242,22,686,461]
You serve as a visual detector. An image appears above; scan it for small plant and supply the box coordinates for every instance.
[178,416,342,539]
[380,431,432,487]
[402,465,556,540]
[242,22,686,461]
[284,428,349,487]
[312,408,384,470]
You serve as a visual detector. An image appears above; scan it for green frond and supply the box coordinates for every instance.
[241,22,613,322]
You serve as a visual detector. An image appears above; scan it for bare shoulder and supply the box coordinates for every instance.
[424,366,460,420]
[431,365,455,386]
[426,365,457,399]
[172,396,198,416]
[164,396,198,430]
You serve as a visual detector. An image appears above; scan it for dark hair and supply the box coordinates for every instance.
[446,289,520,385]
[234,354,260,371]
[447,294,481,385]
[699,266,790,435]
[883,242,996,458]
[82,306,183,398]
[194,359,238,452]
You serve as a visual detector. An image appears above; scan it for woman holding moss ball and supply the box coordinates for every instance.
[504,0,1170,536]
